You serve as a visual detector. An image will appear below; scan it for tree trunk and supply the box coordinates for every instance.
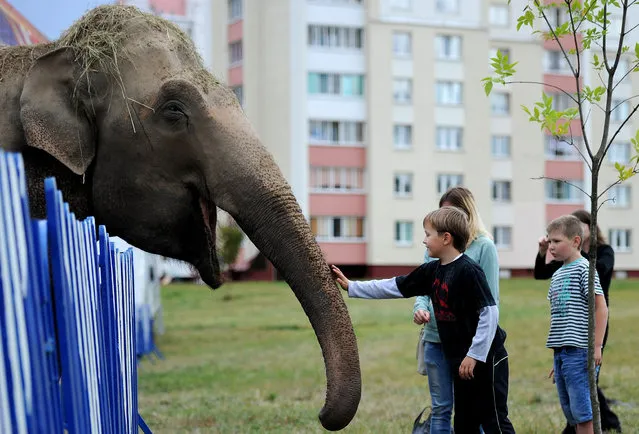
[589,164,602,434]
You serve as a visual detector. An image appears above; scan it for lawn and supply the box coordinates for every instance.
[138,279,639,433]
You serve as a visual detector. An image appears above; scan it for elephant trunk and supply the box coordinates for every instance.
[215,170,361,431]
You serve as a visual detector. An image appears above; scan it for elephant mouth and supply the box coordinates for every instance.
[197,197,223,288]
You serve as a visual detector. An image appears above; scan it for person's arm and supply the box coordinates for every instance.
[596,245,615,281]
[413,295,431,313]
[413,253,437,313]
[595,294,608,365]
[533,253,562,280]
[334,263,436,299]
[477,240,500,305]
[465,266,498,363]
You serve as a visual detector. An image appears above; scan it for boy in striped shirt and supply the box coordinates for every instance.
[545,215,609,434]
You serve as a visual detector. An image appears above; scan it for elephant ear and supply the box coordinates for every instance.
[20,47,95,176]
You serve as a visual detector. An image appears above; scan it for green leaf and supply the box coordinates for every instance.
[484,80,494,96]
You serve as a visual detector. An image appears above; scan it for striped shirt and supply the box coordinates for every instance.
[546,257,603,349]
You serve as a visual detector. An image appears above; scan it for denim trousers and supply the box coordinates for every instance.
[424,342,454,434]
[553,347,592,425]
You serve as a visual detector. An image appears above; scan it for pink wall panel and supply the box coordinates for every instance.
[310,194,366,216]
[319,242,366,264]
[545,160,584,180]
[149,0,186,16]
[228,65,243,87]
[228,20,243,42]
[546,203,583,222]
[309,147,366,168]
[544,34,582,51]
[544,74,581,94]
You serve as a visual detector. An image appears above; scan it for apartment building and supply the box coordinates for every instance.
[211,0,639,277]
[119,0,213,69]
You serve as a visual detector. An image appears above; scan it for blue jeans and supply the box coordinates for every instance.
[424,342,453,434]
[554,347,592,425]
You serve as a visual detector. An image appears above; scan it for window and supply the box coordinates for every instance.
[310,167,365,192]
[308,0,363,4]
[232,86,243,106]
[307,26,364,49]
[547,7,569,28]
[551,93,575,111]
[545,180,583,202]
[608,142,630,163]
[489,5,510,27]
[491,135,511,158]
[395,221,414,246]
[394,173,413,197]
[229,41,243,65]
[608,185,631,208]
[308,73,364,96]
[611,99,630,122]
[492,181,512,202]
[393,31,412,57]
[493,226,512,249]
[436,0,458,13]
[489,48,511,63]
[437,174,463,195]
[436,126,463,151]
[228,0,242,21]
[310,216,365,241]
[436,81,463,105]
[545,136,581,159]
[609,229,631,252]
[435,35,462,60]
[393,78,412,104]
[544,50,575,73]
[309,120,365,145]
[394,124,413,149]
[491,92,510,115]
[391,0,411,10]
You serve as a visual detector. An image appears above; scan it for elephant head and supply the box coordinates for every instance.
[14,5,360,430]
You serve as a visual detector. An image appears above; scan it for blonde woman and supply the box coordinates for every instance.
[413,187,501,434]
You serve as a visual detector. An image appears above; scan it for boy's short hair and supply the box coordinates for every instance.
[547,215,584,241]
[423,206,470,252]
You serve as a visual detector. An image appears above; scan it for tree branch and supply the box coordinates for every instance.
[565,0,594,159]
[597,179,623,202]
[612,60,639,92]
[504,80,579,102]
[535,1,578,77]
[604,101,639,156]
[531,176,592,199]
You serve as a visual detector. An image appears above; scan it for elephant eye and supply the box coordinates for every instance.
[162,100,187,124]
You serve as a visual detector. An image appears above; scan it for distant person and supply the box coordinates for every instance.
[413,187,499,434]
[535,210,621,433]
[332,206,515,433]
[541,215,609,434]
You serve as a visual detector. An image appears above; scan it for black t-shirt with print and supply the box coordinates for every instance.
[396,254,506,361]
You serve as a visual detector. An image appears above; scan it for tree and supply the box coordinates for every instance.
[218,222,245,274]
[483,1,638,432]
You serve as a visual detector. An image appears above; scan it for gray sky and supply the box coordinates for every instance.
[11,0,109,40]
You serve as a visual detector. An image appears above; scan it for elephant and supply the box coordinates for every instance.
[0,5,360,431]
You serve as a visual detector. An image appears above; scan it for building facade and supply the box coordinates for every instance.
[211,0,639,277]
[118,0,213,69]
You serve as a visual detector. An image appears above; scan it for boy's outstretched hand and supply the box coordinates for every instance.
[331,265,350,290]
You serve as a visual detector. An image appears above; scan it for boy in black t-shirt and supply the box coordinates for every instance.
[332,206,515,433]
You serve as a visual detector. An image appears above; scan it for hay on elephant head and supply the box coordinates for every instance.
[57,4,219,94]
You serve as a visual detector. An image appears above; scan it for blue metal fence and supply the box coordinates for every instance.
[0,150,152,433]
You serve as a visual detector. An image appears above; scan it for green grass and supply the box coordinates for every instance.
[138,279,639,433]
